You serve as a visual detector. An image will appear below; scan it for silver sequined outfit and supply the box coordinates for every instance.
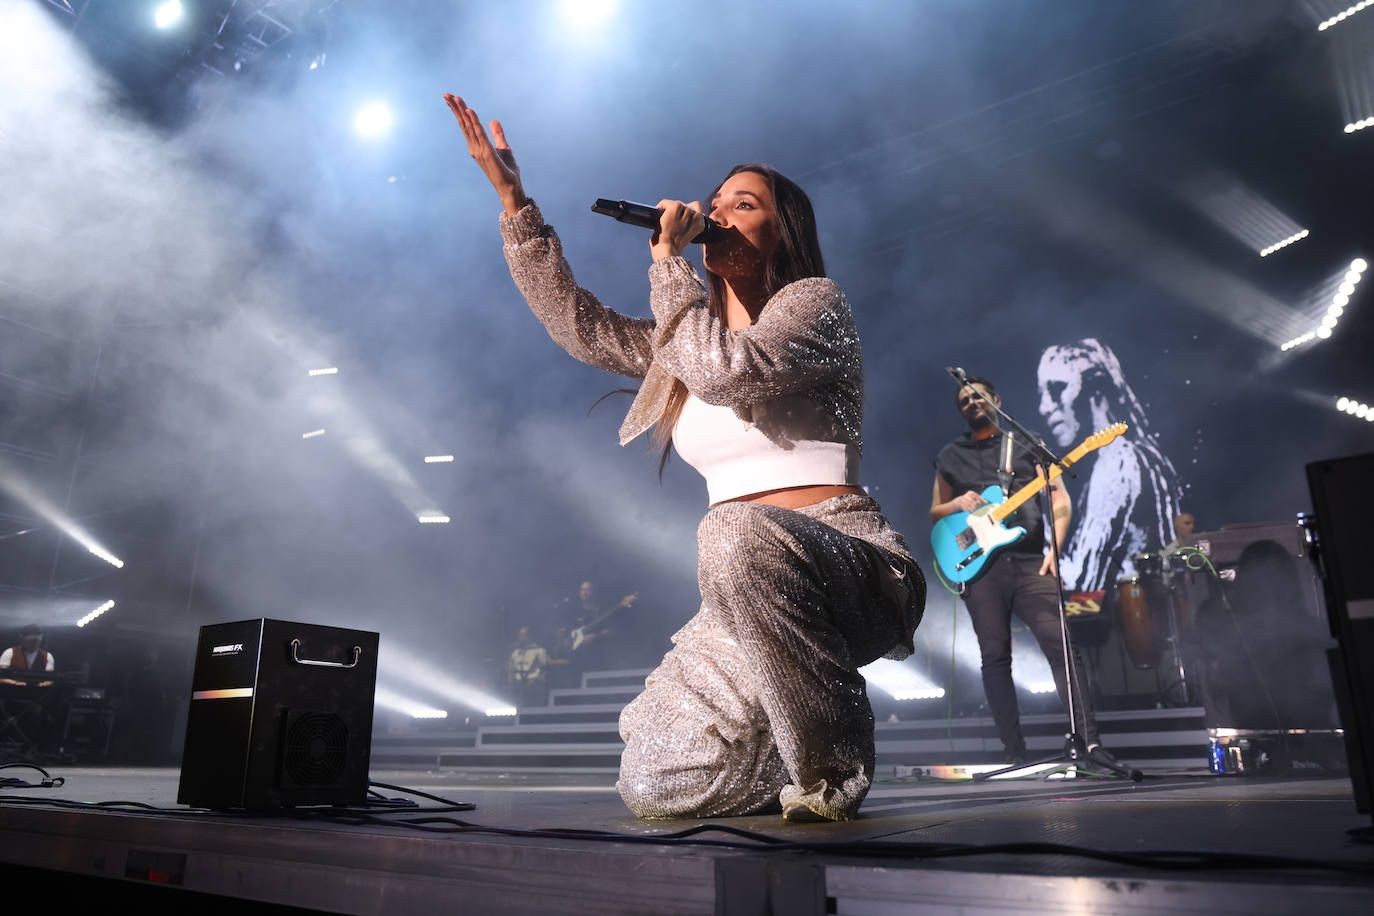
[500,202,925,820]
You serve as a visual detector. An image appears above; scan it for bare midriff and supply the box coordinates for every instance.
[715,483,866,510]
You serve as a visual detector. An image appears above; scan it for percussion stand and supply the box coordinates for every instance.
[948,376,1142,783]
[0,692,43,762]
[1150,555,1194,706]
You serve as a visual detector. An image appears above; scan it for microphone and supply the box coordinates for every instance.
[1000,431,1015,478]
[590,199,721,243]
[946,366,969,385]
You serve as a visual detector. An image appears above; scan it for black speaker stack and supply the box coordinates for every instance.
[177,618,379,810]
[1307,453,1374,825]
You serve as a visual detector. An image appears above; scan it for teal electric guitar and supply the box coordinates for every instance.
[931,423,1126,584]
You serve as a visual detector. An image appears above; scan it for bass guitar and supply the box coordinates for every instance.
[931,423,1126,584]
[570,593,638,650]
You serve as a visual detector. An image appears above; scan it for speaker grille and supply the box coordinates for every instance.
[283,712,349,786]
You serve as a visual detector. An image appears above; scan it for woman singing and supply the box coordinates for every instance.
[445,94,925,822]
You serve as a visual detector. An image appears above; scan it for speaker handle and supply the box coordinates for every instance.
[290,638,362,669]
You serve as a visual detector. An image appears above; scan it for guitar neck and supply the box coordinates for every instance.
[990,464,1067,522]
[987,427,1123,523]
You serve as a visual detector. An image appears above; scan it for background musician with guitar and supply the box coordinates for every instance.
[555,581,639,672]
[931,376,1108,767]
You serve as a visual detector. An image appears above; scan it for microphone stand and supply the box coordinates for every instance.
[950,372,1142,782]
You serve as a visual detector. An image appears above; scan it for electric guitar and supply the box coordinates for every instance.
[931,423,1126,584]
[569,593,638,650]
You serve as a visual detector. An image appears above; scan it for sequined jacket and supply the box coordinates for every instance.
[499,201,864,450]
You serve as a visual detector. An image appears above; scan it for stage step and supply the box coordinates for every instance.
[548,684,642,706]
[581,668,651,689]
[515,703,624,726]
[373,665,1212,775]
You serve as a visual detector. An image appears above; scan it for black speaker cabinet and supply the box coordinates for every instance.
[1308,454,1374,817]
[177,618,379,809]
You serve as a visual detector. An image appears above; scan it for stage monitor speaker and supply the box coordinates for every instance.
[176,618,379,810]
[1307,453,1374,818]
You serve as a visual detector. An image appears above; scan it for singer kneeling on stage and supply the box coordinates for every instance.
[445,93,925,821]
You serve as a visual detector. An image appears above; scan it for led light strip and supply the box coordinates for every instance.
[1259,228,1309,257]
[192,687,255,700]
[1336,397,1374,422]
[1280,258,1367,350]
[1318,1,1371,31]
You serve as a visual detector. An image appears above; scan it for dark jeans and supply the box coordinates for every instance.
[962,552,1098,756]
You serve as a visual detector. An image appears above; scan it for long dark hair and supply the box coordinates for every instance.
[650,164,827,471]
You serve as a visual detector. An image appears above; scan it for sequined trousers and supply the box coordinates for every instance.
[617,494,925,821]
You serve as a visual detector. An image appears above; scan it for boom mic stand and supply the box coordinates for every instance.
[947,370,1142,782]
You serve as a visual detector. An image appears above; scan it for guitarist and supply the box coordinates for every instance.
[557,580,637,670]
[931,376,1104,766]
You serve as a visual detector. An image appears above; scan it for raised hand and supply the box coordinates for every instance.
[651,199,705,261]
[443,93,526,214]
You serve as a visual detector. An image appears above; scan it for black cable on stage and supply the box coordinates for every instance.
[0,763,64,789]
[3,776,1371,877]
[2,791,1370,876]
[367,779,475,810]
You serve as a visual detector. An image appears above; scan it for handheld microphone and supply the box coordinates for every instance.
[590,199,721,243]
[946,366,969,385]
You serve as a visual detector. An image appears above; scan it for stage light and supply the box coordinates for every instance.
[1277,258,1366,350]
[1356,403,1370,418]
[379,645,516,716]
[1259,228,1310,257]
[417,512,450,523]
[1321,2,1372,30]
[1027,681,1057,695]
[353,102,394,139]
[1346,119,1373,133]
[76,600,115,628]
[86,545,125,569]
[154,0,182,29]
[423,455,455,463]
[891,687,947,701]
[301,428,326,439]
[374,686,448,720]
[307,367,339,376]
[1338,397,1351,411]
[485,707,518,717]
[859,658,945,702]
[560,0,618,28]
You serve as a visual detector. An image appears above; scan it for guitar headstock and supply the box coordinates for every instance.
[1089,422,1128,449]
[1066,422,1128,462]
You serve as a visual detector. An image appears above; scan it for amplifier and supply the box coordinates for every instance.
[1180,521,1308,567]
[176,618,379,809]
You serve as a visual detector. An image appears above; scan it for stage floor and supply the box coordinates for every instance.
[1,766,1372,913]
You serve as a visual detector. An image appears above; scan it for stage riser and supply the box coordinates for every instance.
[548,686,642,706]
[373,671,1213,772]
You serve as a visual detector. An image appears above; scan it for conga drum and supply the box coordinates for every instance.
[1116,574,1155,669]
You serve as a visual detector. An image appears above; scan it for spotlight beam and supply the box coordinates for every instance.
[0,459,126,575]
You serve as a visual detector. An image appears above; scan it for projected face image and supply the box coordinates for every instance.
[1036,349,1093,447]
[704,170,780,280]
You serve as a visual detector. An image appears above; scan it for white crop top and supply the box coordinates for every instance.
[672,393,861,504]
